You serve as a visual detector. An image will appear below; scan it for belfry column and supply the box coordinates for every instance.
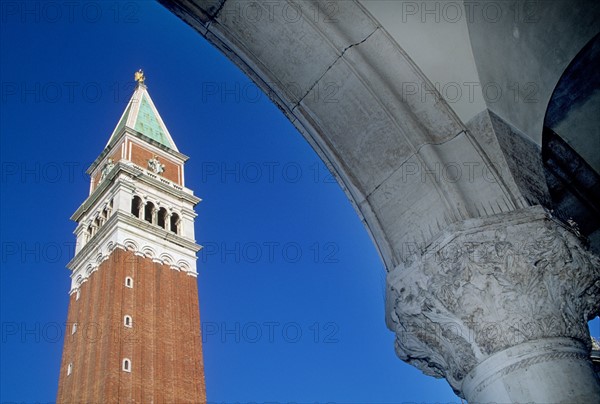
[386,206,600,402]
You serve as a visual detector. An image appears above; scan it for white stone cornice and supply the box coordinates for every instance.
[72,162,199,223]
[68,210,200,293]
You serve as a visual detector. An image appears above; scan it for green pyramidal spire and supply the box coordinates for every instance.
[106,70,178,151]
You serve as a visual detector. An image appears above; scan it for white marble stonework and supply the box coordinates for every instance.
[156,1,600,400]
[386,206,600,400]
[68,161,201,295]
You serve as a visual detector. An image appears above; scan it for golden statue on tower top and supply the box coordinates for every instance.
[134,69,145,85]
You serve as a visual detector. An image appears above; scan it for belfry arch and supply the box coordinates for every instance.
[159,0,600,401]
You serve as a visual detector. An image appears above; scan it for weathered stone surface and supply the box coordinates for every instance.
[157,1,600,401]
[462,337,600,402]
[162,0,531,271]
[490,111,552,208]
[466,110,537,206]
[386,206,600,396]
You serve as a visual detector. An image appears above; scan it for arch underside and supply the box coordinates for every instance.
[157,0,600,262]
[159,0,542,270]
[157,0,600,399]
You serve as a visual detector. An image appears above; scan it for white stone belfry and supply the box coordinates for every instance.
[67,77,201,295]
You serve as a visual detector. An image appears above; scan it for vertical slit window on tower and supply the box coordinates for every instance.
[67,363,72,376]
[122,358,131,372]
[75,290,80,301]
[125,276,133,288]
[124,315,132,328]
[71,323,77,334]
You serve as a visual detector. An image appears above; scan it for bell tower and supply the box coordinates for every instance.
[57,71,206,403]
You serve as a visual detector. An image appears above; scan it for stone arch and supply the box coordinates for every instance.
[159,0,520,270]
[159,253,174,265]
[141,246,156,259]
[157,207,168,230]
[131,195,143,218]
[95,252,104,265]
[144,201,156,224]
[542,33,600,252]
[94,215,102,229]
[123,239,139,252]
[176,259,190,272]
[170,212,181,235]
[157,2,600,401]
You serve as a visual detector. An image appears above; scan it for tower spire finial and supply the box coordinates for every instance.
[134,69,146,86]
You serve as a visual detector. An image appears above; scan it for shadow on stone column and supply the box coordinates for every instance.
[386,206,600,402]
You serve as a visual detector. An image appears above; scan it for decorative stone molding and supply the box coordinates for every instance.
[386,206,600,395]
[69,239,197,294]
[462,337,589,398]
[68,211,200,294]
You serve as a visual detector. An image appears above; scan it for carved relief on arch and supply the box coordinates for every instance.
[176,259,190,272]
[123,239,139,253]
[95,252,105,265]
[159,253,174,266]
[141,246,156,260]
[386,206,600,395]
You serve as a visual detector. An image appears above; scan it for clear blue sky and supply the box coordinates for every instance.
[0,1,597,403]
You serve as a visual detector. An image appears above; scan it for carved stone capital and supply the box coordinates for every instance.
[386,206,600,396]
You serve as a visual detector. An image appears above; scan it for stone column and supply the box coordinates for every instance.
[386,206,600,402]
[165,211,172,231]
